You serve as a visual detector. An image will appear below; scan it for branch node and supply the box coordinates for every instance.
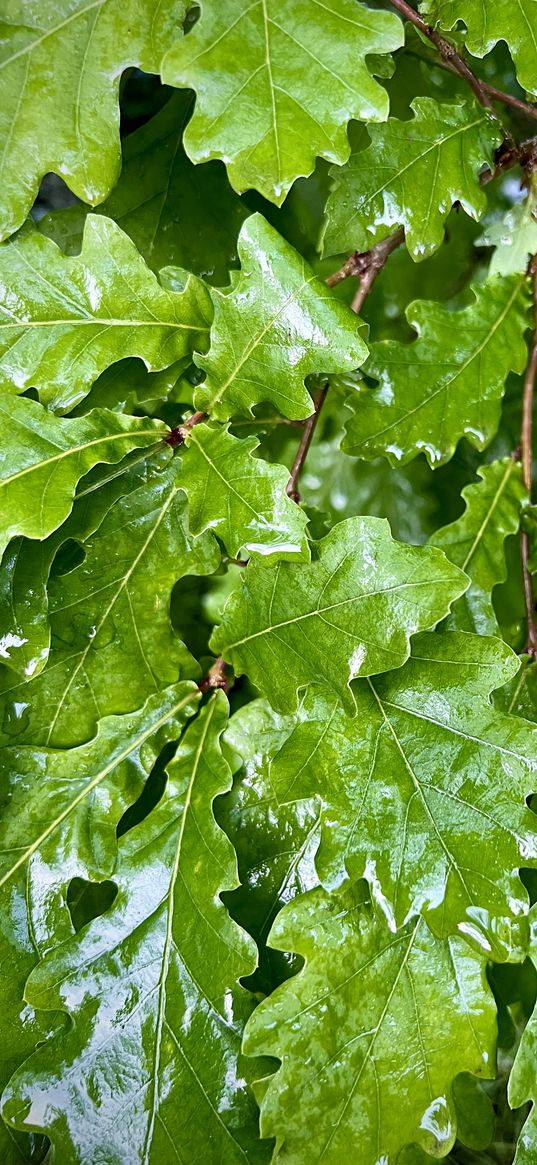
[199,656,230,694]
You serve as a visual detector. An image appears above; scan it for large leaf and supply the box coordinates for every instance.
[430,458,526,634]
[0,0,187,240]
[269,631,537,954]
[0,215,211,412]
[219,698,321,994]
[0,682,200,1162]
[181,422,309,560]
[194,214,367,422]
[0,460,220,748]
[343,275,529,467]
[39,92,248,286]
[2,695,269,1164]
[161,0,403,206]
[211,515,468,714]
[323,97,499,261]
[422,0,537,95]
[0,394,167,559]
[243,884,497,1163]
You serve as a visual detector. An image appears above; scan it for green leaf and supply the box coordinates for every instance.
[0,394,168,560]
[479,180,537,276]
[421,0,537,95]
[0,0,188,240]
[0,215,211,412]
[429,458,526,634]
[243,884,497,1163]
[269,631,537,954]
[39,92,248,286]
[0,460,220,747]
[2,694,269,1164]
[194,214,368,422]
[508,909,537,1163]
[219,698,321,994]
[343,275,529,467]
[181,422,309,560]
[161,0,403,206]
[323,97,500,261]
[211,515,468,714]
[0,682,199,1163]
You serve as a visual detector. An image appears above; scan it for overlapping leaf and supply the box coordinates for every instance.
[194,214,367,421]
[0,683,199,1162]
[212,515,468,714]
[40,92,248,286]
[0,0,188,240]
[430,458,526,634]
[323,97,499,261]
[0,395,168,560]
[343,275,529,466]
[244,884,497,1163]
[507,909,537,1163]
[181,422,309,560]
[0,215,212,412]
[422,0,537,95]
[161,0,403,206]
[0,460,219,748]
[2,695,268,1164]
[479,178,537,276]
[269,631,537,954]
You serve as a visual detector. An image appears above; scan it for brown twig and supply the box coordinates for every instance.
[521,260,537,657]
[199,656,230,693]
[388,0,497,113]
[286,383,329,503]
[326,228,405,292]
[407,47,537,123]
[165,410,207,448]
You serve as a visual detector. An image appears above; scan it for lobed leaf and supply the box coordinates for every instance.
[323,97,500,261]
[194,213,368,421]
[343,275,529,467]
[211,515,468,714]
[0,215,211,412]
[161,0,403,206]
[244,883,497,1163]
[421,0,537,95]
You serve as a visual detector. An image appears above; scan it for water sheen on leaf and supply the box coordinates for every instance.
[421,0,537,95]
[212,515,468,713]
[2,694,269,1165]
[194,213,368,421]
[161,0,403,205]
[244,883,497,1163]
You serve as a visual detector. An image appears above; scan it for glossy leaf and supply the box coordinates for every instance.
[0,395,167,560]
[270,631,537,954]
[161,0,403,206]
[2,694,268,1164]
[0,460,220,747]
[479,179,537,276]
[181,422,309,560]
[343,275,529,467]
[430,458,526,634]
[212,515,468,714]
[0,215,211,412]
[39,92,248,286]
[323,97,499,261]
[508,909,537,1163]
[422,0,537,95]
[244,884,497,1163]
[194,214,368,421]
[0,0,188,240]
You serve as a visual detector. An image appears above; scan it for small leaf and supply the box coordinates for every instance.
[161,0,403,206]
[0,461,220,747]
[0,395,167,559]
[243,884,496,1163]
[0,0,188,239]
[211,515,468,714]
[323,97,500,261]
[479,178,537,276]
[270,631,537,954]
[39,92,248,286]
[194,214,367,421]
[2,695,268,1164]
[422,0,537,95]
[0,215,211,412]
[343,275,529,466]
[181,422,309,560]
[429,457,526,634]
[508,909,537,1163]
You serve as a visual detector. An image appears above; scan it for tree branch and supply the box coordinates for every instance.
[286,382,329,502]
[199,656,230,693]
[165,410,207,448]
[521,261,537,657]
[326,227,405,291]
[406,47,537,123]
